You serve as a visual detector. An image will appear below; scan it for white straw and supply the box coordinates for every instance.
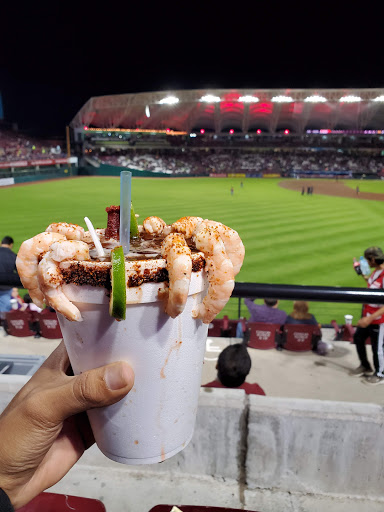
[84,217,105,258]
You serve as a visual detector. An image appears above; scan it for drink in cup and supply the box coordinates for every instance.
[16,207,245,465]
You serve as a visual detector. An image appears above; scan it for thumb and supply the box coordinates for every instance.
[47,362,135,424]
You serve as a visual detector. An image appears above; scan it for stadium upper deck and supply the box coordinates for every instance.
[70,88,384,134]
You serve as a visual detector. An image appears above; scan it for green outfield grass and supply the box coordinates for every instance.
[2,176,384,325]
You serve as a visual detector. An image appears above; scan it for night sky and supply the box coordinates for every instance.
[1,4,383,137]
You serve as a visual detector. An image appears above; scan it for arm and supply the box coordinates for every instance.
[357,306,384,328]
[0,342,134,509]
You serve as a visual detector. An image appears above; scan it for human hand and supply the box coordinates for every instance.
[357,316,371,328]
[0,341,134,509]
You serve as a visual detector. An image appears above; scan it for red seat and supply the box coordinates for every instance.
[208,318,223,337]
[208,317,237,338]
[4,310,35,337]
[18,492,106,511]
[149,506,258,512]
[37,310,63,339]
[282,324,320,352]
[247,322,282,350]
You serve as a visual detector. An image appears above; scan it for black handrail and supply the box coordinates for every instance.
[233,282,384,304]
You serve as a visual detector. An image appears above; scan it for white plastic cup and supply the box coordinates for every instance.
[344,314,353,325]
[10,299,18,310]
[57,269,208,465]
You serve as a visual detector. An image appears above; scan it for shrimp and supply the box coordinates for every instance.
[171,216,203,238]
[143,216,166,235]
[204,221,245,275]
[46,222,85,241]
[16,232,66,307]
[161,233,192,318]
[191,221,235,324]
[37,240,90,321]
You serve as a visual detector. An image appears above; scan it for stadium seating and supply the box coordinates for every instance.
[282,324,321,352]
[247,322,282,350]
[17,492,105,511]
[37,310,63,339]
[4,311,35,337]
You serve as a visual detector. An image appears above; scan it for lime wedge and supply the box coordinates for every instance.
[109,246,126,320]
[130,203,139,237]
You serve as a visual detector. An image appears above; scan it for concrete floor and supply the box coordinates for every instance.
[0,328,381,405]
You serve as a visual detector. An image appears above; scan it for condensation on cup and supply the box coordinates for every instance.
[58,265,209,465]
[344,314,353,325]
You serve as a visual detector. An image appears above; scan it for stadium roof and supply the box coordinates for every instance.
[71,89,384,134]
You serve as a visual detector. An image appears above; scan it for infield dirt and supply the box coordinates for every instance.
[280,179,384,201]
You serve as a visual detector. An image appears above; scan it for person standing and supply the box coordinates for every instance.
[350,247,384,384]
[0,236,22,312]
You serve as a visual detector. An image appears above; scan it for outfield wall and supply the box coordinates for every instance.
[0,383,383,511]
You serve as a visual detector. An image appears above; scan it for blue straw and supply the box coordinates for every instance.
[119,170,132,255]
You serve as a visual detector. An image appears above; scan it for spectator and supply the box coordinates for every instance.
[244,298,287,324]
[350,247,384,384]
[285,301,319,326]
[0,236,22,312]
[284,301,323,353]
[202,342,265,395]
[20,293,42,313]
[10,288,24,310]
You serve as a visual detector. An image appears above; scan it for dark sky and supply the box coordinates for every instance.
[1,4,383,137]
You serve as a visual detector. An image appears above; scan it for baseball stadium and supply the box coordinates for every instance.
[1,88,384,511]
[2,88,384,325]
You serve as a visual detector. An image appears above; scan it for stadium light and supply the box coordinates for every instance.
[189,133,197,137]
[200,94,221,103]
[304,95,327,103]
[145,105,150,117]
[271,95,294,103]
[229,129,234,134]
[373,95,384,102]
[339,95,362,103]
[256,129,262,134]
[238,95,259,103]
[158,96,179,105]
[200,129,205,134]
[284,129,290,135]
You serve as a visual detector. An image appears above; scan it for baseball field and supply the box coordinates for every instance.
[2,176,384,325]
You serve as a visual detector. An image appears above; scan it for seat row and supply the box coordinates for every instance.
[208,317,321,352]
[0,310,62,339]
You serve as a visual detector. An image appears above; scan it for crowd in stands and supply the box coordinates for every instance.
[91,147,384,177]
[0,129,66,163]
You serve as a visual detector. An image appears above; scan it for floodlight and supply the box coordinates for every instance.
[189,133,197,137]
[271,95,294,103]
[238,95,259,103]
[304,95,327,103]
[158,96,179,105]
[145,105,150,117]
[339,95,362,103]
[373,95,384,102]
[200,94,221,103]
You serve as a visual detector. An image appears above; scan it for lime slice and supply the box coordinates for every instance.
[130,202,139,237]
[109,246,126,320]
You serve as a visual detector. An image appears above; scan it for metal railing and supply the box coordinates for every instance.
[232,282,384,319]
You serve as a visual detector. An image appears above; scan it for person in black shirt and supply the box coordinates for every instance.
[0,236,22,312]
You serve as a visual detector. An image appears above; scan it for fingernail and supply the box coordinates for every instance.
[105,363,132,390]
